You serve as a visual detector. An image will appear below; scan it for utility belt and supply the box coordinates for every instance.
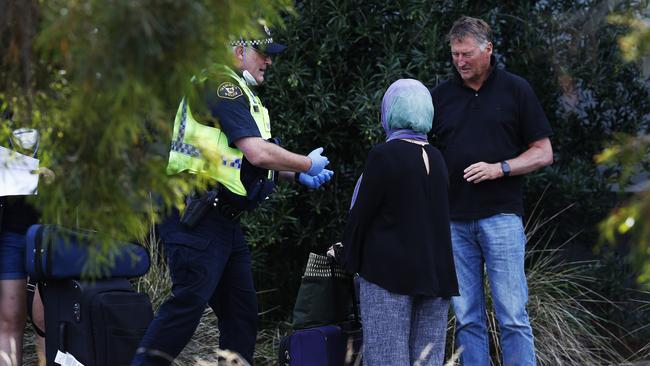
[180,176,274,227]
[180,185,242,226]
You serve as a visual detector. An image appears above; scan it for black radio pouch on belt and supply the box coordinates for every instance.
[180,189,218,228]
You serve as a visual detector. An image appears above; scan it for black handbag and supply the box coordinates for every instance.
[292,253,355,329]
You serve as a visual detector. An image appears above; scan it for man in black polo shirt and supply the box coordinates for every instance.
[430,16,553,366]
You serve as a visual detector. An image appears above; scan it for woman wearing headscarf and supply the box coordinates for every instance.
[342,79,458,366]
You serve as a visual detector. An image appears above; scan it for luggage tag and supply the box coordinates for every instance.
[54,350,85,366]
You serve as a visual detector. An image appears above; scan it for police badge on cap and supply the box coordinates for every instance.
[230,24,287,55]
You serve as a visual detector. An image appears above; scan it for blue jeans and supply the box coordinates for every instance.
[450,214,536,366]
[358,277,449,366]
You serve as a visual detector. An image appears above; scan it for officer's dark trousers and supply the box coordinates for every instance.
[132,210,258,366]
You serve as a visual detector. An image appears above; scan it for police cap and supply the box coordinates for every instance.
[230,24,287,55]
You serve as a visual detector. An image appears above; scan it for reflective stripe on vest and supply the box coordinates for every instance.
[166,67,272,197]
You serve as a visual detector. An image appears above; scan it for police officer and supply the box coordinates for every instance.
[132,26,333,366]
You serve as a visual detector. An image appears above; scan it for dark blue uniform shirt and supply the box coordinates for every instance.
[204,78,272,208]
[206,82,261,147]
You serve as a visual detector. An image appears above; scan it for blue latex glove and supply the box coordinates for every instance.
[298,169,334,189]
[306,147,330,176]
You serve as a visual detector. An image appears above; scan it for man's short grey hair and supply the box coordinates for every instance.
[447,16,493,51]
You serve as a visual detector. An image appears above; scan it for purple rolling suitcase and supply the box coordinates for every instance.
[285,325,346,366]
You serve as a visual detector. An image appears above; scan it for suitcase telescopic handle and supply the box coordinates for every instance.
[58,322,67,352]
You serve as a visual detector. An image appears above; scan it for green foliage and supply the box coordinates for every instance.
[610,9,650,62]
[515,0,650,254]
[519,207,646,365]
[598,5,650,288]
[0,0,292,262]
[598,134,650,286]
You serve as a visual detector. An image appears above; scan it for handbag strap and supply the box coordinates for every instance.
[326,260,360,324]
[350,275,360,325]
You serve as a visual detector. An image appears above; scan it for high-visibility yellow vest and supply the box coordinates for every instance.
[166,67,272,197]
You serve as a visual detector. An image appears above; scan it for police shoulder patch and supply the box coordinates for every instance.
[217,82,243,100]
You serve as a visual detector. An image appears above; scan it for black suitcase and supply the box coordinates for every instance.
[41,278,154,366]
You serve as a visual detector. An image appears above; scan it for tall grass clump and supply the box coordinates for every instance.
[525,204,625,364]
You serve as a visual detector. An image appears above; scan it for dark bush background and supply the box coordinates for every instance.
[239,0,650,350]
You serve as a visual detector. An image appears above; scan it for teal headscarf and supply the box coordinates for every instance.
[381,78,434,141]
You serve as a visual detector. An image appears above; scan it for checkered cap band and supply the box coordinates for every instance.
[230,38,274,47]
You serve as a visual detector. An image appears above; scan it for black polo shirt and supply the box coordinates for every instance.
[430,60,552,220]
